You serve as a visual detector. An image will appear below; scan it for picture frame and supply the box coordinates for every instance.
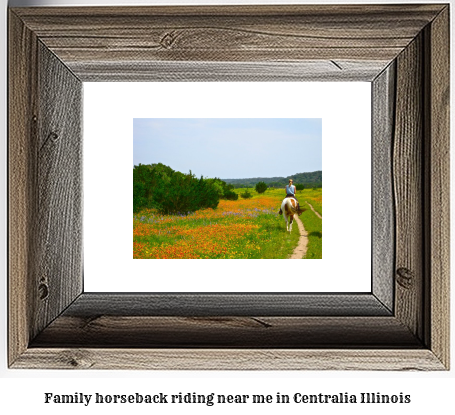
[8,4,449,370]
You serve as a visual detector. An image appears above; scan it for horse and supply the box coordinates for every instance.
[280,197,300,233]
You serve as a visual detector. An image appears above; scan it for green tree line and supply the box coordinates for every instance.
[223,170,322,188]
[133,163,238,214]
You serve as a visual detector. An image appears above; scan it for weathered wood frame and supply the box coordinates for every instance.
[8,5,449,370]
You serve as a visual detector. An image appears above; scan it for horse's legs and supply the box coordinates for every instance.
[283,211,289,231]
[289,214,294,233]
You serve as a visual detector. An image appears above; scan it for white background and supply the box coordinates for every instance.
[84,82,371,292]
[1,0,454,414]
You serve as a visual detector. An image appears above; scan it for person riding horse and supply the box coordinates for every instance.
[279,179,302,215]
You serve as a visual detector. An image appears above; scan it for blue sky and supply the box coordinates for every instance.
[133,118,322,179]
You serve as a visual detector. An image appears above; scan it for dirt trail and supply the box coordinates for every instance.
[289,215,308,259]
[306,201,322,219]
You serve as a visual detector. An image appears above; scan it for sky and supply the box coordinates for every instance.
[133,118,322,179]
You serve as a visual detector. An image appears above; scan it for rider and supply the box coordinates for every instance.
[279,179,302,215]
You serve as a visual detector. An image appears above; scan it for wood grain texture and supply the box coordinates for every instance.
[372,63,395,312]
[8,14,84,366]
[13,349,445,371]
[71,60,388,82]
[31,316,420,348]
[393,34,424,340]
[11,5,444,78]
[32,43,83,339]
[8,4,450,370]
[64,293,391,317]
[8,11,38,366]
[426,6,450,369]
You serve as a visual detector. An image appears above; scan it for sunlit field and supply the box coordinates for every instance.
[266,188,322,259]
[302,188,322,215]
[133,188,322,259]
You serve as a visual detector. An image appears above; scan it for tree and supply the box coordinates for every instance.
[133,163,220,214]
[255,181,267,194]
[207,178,239,200]
[295,183,304,192]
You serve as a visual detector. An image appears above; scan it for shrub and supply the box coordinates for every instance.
[255,181,268,194]
[206,178,239,200]
[240,189,253,199]
[295,183,304,192]
[223,189,239,200]
[133,163,161,213]
[133,163,220,214]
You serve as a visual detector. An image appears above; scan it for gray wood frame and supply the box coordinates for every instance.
[8,4,449,370]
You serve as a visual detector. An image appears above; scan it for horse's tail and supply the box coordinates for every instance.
[283,198,298,215]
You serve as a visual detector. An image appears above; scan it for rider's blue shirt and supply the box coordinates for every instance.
[286,184,296,196]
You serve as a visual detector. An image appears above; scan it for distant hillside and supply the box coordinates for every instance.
[223,171,322,188]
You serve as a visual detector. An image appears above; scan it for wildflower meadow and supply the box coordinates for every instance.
[133,188,322,259]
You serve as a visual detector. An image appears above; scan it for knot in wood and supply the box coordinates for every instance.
[160,32,178,49]
[396,267,414,289]
[38,282,49,300]
[60,350,94,369]
[48,132,59,142]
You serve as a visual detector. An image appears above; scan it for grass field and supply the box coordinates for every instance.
[264,188,322,259]
[133,187,322,259]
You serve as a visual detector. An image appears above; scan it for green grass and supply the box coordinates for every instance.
[134,195,300,259]
[257,187,322,259]
[298,188,322,259]
[236,187,322,259]
[233,188,302,257]
[300,188,322,215]
[255,213,300,258]
[299,207,322,259]
[134,186,321,259]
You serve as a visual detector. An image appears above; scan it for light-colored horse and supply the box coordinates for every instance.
[281,197,299,232]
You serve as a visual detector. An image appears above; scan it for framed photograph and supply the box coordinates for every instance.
[8,4,449,370]
[83,82,370,293]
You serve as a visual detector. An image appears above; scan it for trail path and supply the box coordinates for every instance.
[306,201,322,219]
[290,215,308,259]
